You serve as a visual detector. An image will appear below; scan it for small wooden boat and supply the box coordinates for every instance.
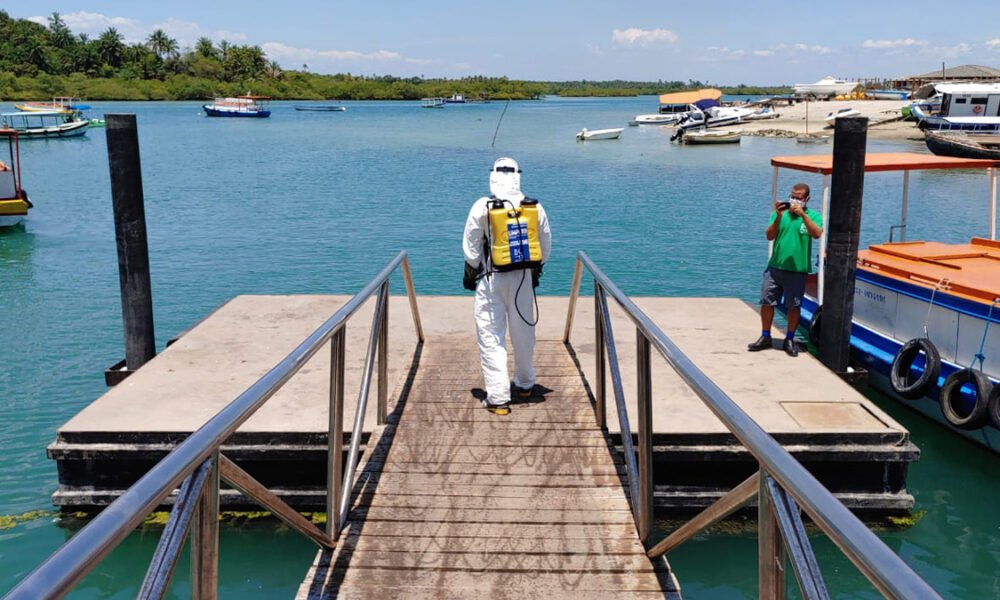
[0,129,32,227]
[796,134,830,144]
[203,96,271,118]
[924,130,1000,159]
[0,111,89,139]
[293,105,347,112]
[421,98,445,109]
[576,127,623,141]
[679,128,742,144]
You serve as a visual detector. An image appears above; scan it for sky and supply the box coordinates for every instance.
[7,1,1000,84]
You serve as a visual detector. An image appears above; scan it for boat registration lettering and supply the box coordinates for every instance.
[855,287,886,304]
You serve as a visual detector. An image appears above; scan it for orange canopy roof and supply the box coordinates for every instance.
[770,152,1000,175]
[659,88,722,106]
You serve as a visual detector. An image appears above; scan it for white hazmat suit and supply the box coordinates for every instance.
[463,158,552,407]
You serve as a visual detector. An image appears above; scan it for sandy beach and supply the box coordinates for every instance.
[733,99,923,141]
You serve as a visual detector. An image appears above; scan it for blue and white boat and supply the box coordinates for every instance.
[912,83,1000,131]
[0,111,89,139]
[203,96,271,118]
[770,153,1000,451]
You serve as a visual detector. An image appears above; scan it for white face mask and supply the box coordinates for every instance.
[489,158,523,200]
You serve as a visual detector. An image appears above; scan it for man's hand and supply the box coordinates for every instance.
[463,262,481,291]
[789,203,805,217]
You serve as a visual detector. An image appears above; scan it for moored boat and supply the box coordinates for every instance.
[0,129,32,227]
[293,105,347,112]
[13,97,89,114]
[421,97,445,109]
[868,89,911,100]
[924,131,1000,159]
[576,127,623,141]
[444,94,466,104]
[912,84,1000,131]
[678,128,742,144]
[793,76,862,99]
[203,96,271,118]
[824,107,862,124]
[769,152,1000,451]
[0,111,89,139]
[629,113,683,126]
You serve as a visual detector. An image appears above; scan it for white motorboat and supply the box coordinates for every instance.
[421,97,445,109]
[629,113,684,126]
[793,76,861,99]
[743,107,780,120]
[678,128,743,144]
[824,107,862,124]
[576,127,623,141]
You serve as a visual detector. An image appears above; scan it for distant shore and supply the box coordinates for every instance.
[735,99,922,141]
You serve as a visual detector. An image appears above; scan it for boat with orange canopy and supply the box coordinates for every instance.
[769,152,1000,450]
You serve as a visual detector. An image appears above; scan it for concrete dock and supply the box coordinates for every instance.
[49,294,917,512]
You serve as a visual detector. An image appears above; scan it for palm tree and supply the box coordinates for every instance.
[217,40,231,61]
[195,37,217,59]
[147,29,178,60]
[266,60,282,79]
[47,12,73,48]
[97,27,124,67]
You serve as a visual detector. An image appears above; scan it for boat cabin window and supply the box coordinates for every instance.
[0,170,16,199]
[971,97,988,104]
[955,98,967,104]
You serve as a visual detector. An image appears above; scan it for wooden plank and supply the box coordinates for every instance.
[316,549,660,572]
[306,588,675,600]
[346,484,630,501]
[385,432,611,446]
[347,506,636,525]
[354,472,626,488]
[324,533,645,555]
[365,461,624,477]
[307,568,670,593]
[338,520,639,540]
[369,445,622,465]
[352,494,632,512]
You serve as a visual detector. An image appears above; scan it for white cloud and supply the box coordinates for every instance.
[986,39,1000,52]
[863,38,929,50]
[746,43,831,58]
[753,49,775,57]
[920,42,972,58]
[611,28,679,47]
[261,42,431,67]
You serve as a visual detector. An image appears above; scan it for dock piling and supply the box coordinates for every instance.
[820,116,868,376]
[105,114,156,374]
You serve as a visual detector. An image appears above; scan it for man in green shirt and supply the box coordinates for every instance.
[748,183,824,357]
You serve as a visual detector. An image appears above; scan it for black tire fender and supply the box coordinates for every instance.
[808,305,822,345]
[889,338,941,400]
[22,189,32,209]
[987,382,1000,430]
[939,368,992,430]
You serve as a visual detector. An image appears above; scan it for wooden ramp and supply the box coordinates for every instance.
[298,338,681,599]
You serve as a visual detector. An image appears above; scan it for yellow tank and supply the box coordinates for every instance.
[488,198,542,271]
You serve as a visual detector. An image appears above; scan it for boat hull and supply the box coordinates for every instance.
[793,267,1000,452]
[912,104,1000,131]
[924,132,1000,159]
[203,106,271,118]
[293,106,346,112]
[0,214,24,227]
[15,121,89,139]
[576,128,623,141]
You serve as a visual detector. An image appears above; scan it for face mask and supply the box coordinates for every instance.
[489,160,523,200]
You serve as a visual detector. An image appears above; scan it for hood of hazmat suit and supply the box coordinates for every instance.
[489,157,524,202]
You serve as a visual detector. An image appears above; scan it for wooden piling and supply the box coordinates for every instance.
[820,116,868,374]
[106,114,156,372]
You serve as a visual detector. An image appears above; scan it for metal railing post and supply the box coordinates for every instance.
[636,330,653,545]
[593,281,606,431]
[377,281,389,425]
[190,451,219,600]
[759,468,786,600]
[327,327,346,540]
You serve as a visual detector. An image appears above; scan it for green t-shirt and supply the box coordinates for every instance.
[767,208,823,273]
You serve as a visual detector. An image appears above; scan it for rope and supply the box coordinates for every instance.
[922,278,948,338]
[969,298,1000,370]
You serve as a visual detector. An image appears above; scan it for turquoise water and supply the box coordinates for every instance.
[1,96,998,598]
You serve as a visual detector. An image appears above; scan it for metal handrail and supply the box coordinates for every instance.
[564,251,939,600]
[7,251,423,600]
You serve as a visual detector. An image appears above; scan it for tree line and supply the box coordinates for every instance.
[0,11,789,101]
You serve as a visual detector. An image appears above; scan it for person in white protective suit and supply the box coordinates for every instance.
[462,157,552,415]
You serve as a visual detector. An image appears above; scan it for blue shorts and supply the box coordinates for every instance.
[760,267,806,309]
